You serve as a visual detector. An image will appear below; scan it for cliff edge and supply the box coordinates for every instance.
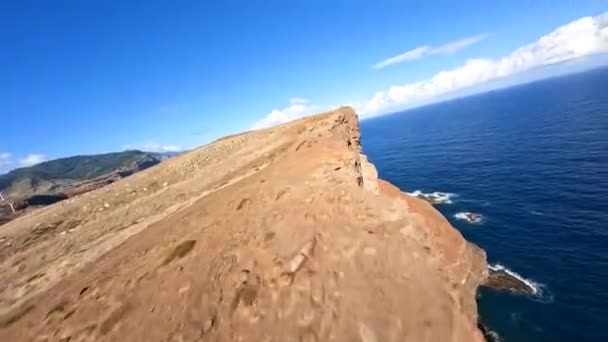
[0,107,487,341]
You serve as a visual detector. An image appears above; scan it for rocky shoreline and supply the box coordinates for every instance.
[483,265,537,296]
[478,320,503,342]
[0,107,489,341]
[475,266,538,341]
[409,190,538,341]
[407,192,536,297]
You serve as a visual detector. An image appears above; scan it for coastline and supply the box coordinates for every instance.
[0,107,491,341]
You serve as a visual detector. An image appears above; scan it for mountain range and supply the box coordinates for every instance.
[0,150,177,197]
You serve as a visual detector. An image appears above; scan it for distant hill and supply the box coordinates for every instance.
[148,151,181,161]
[0,150,162,197]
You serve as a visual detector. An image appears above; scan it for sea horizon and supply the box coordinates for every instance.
[362,68,608,341]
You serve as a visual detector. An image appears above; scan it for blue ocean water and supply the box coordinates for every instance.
[361,68,608,342]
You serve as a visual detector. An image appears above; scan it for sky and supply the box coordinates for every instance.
[1,1,607,173]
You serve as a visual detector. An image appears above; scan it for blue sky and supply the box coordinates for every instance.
[1,1,607,173]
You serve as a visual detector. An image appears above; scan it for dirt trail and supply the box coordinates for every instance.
[0,107,487,341]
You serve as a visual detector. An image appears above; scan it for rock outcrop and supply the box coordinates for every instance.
[484,266,536,296]
[0,107,487,341]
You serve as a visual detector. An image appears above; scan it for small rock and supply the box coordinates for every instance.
[178,284,190,294]
[454,212,483,224]
[103,203,110,208]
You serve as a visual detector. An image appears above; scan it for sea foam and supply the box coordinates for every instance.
[407,190,456,204]
[488,263,552,302]
[454,212,484,224]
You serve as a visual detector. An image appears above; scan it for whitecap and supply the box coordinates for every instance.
[407,190,456,204]
[454,212,484,224]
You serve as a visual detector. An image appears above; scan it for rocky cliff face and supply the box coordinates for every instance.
[0,107,487,341]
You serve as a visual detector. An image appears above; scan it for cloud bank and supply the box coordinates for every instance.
[372,33,488,69]
[251,98,317,130]
[251,13,608,130]
[361,13,608,115]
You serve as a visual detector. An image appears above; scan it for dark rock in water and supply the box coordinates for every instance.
[416,194,440,204]
[477,321,502,342]
[483,268,536,295]
[407,191,453,205]
[455,212,483,224]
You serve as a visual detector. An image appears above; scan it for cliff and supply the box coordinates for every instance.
[0,107,487,341]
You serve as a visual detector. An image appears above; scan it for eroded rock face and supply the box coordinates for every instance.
[0,107,487,341]
[377,180,488,326]
[484,268,536,296]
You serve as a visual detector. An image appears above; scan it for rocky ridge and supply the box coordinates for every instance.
[0,107,488,341]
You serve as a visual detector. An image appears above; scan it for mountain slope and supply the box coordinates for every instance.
[0,151,160,197]
[0,107,487,341]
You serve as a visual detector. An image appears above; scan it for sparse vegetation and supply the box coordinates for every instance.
[0,151,160,196]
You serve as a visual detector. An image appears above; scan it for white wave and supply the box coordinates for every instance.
[407,190,456,204]
[488,263,548,300]
[454,212,484,224]
[486,330,503,342]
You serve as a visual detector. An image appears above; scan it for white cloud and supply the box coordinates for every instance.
[432,34,490,54]
[1,153,49,172]
[19,154,47,167]
[123,143,183,153]
[0,153,12,169]
[362,13,608,115]
[372,33,489,69]
[251,98,318,130]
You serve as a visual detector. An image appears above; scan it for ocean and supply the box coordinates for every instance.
[360,68,608,342]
